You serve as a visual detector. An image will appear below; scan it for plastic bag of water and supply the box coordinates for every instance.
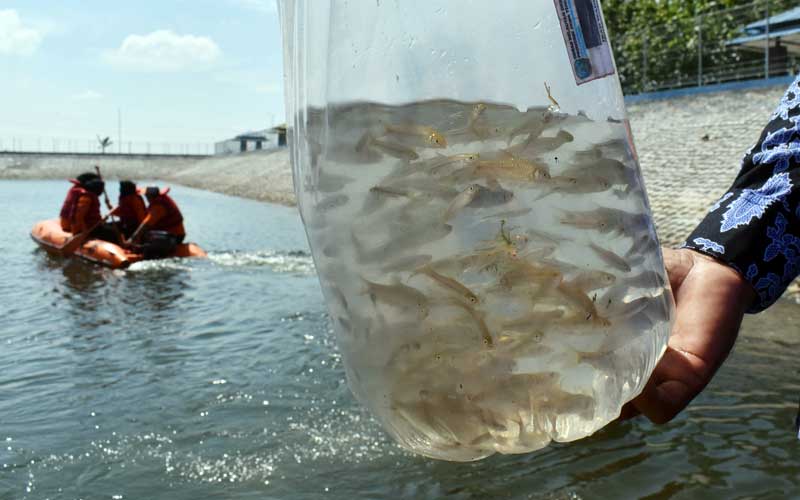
[279,0,674,461]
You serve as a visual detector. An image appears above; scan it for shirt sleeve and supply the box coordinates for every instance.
[73,196,91,233]
[142,203,166,227]
[683,74,800,313]
[134,199,147,223]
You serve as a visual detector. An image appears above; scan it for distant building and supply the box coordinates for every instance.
[271,124,287,147]
[728,6,800,76]
[214,126,288,155]
[214,130,271,155]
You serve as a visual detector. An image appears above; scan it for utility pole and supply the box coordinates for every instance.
[696,11,703,88]
[118,108,122,154]
[765,0,771,79]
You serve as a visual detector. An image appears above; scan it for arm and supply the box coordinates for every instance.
[134,199,147,224]
[126,204,163,244]
[72,196,91,233]
[681,77,800,312]
[626,75,800,423]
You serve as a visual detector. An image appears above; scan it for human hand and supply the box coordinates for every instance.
[620,248,756,423]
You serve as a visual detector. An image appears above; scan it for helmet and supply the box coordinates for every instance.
[120,180,137,196]
[83,179,105,195]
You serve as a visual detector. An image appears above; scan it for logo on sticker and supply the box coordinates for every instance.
[574,58,592,79]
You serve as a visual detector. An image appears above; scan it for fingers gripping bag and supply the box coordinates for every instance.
[278,0,674,461]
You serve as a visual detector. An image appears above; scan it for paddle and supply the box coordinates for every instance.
[59,209,117,257]
[94,165,114,210]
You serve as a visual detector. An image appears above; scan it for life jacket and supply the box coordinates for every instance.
[116,193,146,231]
[59,180,100,231]
[147,193,184,233]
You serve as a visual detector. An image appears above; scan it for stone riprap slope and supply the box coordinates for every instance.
[0,149,295,206]
[628,85,787,247]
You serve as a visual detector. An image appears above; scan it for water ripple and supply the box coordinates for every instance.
[208,250,316,274]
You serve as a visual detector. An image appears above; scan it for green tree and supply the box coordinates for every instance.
[601,0,797,94]
[96,135,113,154]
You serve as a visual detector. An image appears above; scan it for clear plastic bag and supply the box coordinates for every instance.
[279,0,674,461]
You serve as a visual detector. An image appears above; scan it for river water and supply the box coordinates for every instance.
[1,180,799,500]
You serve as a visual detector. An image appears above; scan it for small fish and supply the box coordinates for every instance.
[541,175,613,197]
[444,103,509,142]
[564,270,617,292]
[360,185,413,213]
[387,152,480,179]
[507,130,574,157]
[468,103,490,139]
[383,123,448,148]
[556,281,610,327]
[473,155,551,183]
[428,153,481,176]
[523,227,567,245]
[369,185,413,198]
[448,299,494,347]
[497,259,563,291]
[624,233,659,260]
[589,243,632,272]
[362,278,429,318]
[573,146,603,162]
[444,184,480,221]
[433,242,519,277]
[444,183,514,220]
[479,207,533,221]
[352,223,453,263]
[378,176,459,199]
[414,264,479,305]
[596,137,631,158]
[359,133,419,161]
[507,108,552,144]
[471,182,514,208]
[560,158,633,186]
[560,207,649,236]
[502,309,565,329]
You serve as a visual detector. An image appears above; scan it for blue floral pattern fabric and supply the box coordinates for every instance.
[685,74,800,312]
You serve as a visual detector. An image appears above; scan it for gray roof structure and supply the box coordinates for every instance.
[728,6,800,53]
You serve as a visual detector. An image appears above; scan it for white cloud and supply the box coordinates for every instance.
[0,10,44,56]
[71,90,103,101]
[104,30,221,72]
[230,0,277,14]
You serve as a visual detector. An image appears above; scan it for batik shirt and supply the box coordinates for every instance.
[684,74,800,313]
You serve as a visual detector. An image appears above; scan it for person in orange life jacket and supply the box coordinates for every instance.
[58,172,118,242]
[126,186,186,258]
[111,180,146,239]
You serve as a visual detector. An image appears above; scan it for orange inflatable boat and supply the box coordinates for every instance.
[30,219,207,269]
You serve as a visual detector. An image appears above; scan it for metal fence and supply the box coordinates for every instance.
[0,137,213,156]
[614,0,799,95]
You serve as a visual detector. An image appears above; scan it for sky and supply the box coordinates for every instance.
[0,1,285,148]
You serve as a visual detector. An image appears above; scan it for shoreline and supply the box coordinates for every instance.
[0,148,296,207]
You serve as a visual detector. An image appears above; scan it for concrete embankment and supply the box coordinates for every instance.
[0,149,295,206]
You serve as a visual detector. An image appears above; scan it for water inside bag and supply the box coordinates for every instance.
[294,99,673,461]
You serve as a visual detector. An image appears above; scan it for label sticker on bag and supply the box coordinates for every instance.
[554,0,615,85]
